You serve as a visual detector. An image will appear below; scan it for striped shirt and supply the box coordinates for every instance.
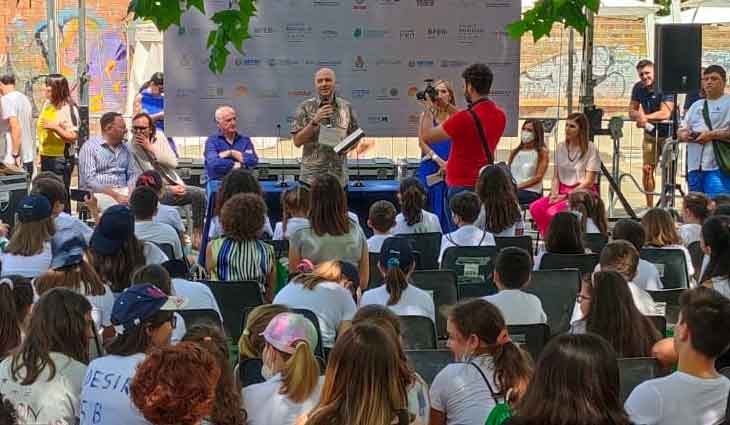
[78,136,140,192]
[209,238,274,292]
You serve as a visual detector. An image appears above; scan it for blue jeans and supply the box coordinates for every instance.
[687,170,730,198]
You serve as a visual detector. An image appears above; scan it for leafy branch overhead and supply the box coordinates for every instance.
[127,0,257,73]
[507,0,600,42]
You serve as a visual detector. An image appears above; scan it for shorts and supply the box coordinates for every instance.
[687,169,730,198]
[643,134,667,167]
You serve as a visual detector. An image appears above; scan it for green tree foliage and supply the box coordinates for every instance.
[507,0,600,41]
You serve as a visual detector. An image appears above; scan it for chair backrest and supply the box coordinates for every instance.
[647,288,685,325]
[456,283,492,300]
[368,252,383,289]
[617,357,660,402]
[646,315,668,337]
[265,239,290,260]
[291,308,327,362]
[441,246,499,296]
[507,323,550,361]
[495,235,534,255]
[400,315,438,350]
[200,280,265,340]
[687,241,703,281]
[405,349,453,385]
[155,242,176,260]
[525,269,581,335]
[176,309,223,331]
[583,233,609,254]
[395,233,442,270]
[640,248,689,289]
[411,270,458,339]
[539,253,599,276]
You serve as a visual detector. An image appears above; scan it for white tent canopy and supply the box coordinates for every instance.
[657,6,730,24]
[521,0,660,18]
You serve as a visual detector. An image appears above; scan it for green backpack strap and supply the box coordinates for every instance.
[484,403,512,425]
[702,99,730,175]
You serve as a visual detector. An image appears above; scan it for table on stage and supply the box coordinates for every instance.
[261,179,400,236]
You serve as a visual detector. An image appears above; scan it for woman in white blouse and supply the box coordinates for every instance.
[529,113,601,236]
[508,119,549,205]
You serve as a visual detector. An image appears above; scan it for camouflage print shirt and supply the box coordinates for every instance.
[290,96,359,186]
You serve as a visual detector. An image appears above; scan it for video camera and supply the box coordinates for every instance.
[416,79,438,102]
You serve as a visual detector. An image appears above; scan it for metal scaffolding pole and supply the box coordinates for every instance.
[77,0,90,146]
[46,0,58,73]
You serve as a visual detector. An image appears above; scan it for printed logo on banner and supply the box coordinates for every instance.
[286,115,297,124]
[440,59,468,68]
[400,29,416,40]
[367,114,390,125]
[425,27,449,39]
[286,23,313,43]
[407,85,419,97]
[408,113,421,124]
[352,56,368,71]
[375,58,402,66]
[456,23,485,45]
[177,27,202,37]
[376,0,401,5]
[313,0,341,5]
[179,54,194,69]
[352,0,368,11]
[235,85,249,97]
[255,89,281,99]
[320,29,340,39]
[416,0,434,6]
[407,59,435,68]
[309,59,342,67]
[353,27,391,39]
[175,89,196,98]
[376,87,400,101]
[351,89,371,99]
[253,26,276,37]
[288,89,313,97]
[268,58,300,67]
[205,86,226,98]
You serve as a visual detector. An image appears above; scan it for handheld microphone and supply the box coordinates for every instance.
[275,123,288,188]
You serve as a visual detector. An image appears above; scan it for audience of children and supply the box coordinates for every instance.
[273,184,311,241]
[130,185,184,259]
[135,170,186,237]
[474,164,524,236]
[567,189,608,236]
[366,200,397,253]
[698,215,730,297]
[238,304,292,388]
[360,237,436,324]
[392,177,442,234]
[484,247,547,325]
[598,240,658,315]
[611,218,664,290]
[0,276,33,358]
[533,211,586,269]
[0,195,55,278]
[642,208,696,283]
[679,192,711,246]
[439,191,496,262]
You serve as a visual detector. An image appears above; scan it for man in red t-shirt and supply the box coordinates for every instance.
[419,63,507,203]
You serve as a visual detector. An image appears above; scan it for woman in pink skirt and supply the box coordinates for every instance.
[530,113,601,236]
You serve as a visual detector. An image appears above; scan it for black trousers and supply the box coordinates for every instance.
[40,155,74,213]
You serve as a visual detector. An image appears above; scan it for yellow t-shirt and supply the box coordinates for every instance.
[37,103,77,157]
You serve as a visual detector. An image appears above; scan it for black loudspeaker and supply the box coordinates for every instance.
[655,24,702,94]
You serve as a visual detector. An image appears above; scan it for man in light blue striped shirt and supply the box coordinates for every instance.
[79,112,140,211]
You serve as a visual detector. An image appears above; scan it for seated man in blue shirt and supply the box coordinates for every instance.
[79,112,140,211]
[204,105,258,185]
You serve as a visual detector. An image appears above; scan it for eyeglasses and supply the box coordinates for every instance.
[576,293,591,303]
[132,126,150,132]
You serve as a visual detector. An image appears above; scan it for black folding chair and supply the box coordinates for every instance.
[177,308,223,331]
[265,239,290,260]
[647,288,685,325]
[154,242,176,260]
[538,253,599,276]
[618,357,660,402]
[507,323,550,360]
[525,269,581,335]
[640,248,690,289]
[441,246,499,297]
[687,241,703,281]
[405,349,453,385]
[495,235,534,255]
[200,280,264,340]
[400,315,438,350]
[583,233,609,254]
[646,315,667,337]
[394,233,442,270]
[368,252,383,289]
[411,270,458,339]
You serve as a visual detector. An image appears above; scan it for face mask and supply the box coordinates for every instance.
[520,130,535,144]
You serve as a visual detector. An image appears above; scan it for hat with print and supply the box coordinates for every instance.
[16,195,52,223]
[261,312,318,355]
[111,284,186,331]
[379,236,415,271]
[50,229,87,269]
[90,205,134,255]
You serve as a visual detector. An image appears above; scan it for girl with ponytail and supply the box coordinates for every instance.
[699,215,730,297]
[430,299,533,425]
[0,276,33,359]
[243,312,323,425]
[393,177,442,234]
[360,237,436,325]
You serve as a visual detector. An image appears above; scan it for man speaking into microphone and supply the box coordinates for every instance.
[419,63,506,202]
[291,68,360,187]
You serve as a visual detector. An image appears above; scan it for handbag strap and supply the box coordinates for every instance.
[468,360,501,404]
[467,105,495,165]
[702,100,713,131]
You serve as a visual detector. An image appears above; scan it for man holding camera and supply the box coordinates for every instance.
[419,63,506,201]
[291,68,360,187]
[679,65,730,198]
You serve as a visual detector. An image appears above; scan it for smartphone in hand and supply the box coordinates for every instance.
[69,189,91,203]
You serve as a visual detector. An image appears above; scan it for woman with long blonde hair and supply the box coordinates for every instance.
[417,79,457,231]
[301,323,414,425]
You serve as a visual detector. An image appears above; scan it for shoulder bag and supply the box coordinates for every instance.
[701,99,730,175]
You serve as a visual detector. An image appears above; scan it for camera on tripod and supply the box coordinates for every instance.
[416,79,437,102]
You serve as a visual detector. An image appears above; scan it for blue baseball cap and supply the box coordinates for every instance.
[379,237,415,271]
[16,195,52,223]
[90,205,134,256]
[51,229,87,269]
[111,284,186,331]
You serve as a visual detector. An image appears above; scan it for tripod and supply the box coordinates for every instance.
[656,94,685,208]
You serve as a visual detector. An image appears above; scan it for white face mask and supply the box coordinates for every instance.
[520,130,535,144]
